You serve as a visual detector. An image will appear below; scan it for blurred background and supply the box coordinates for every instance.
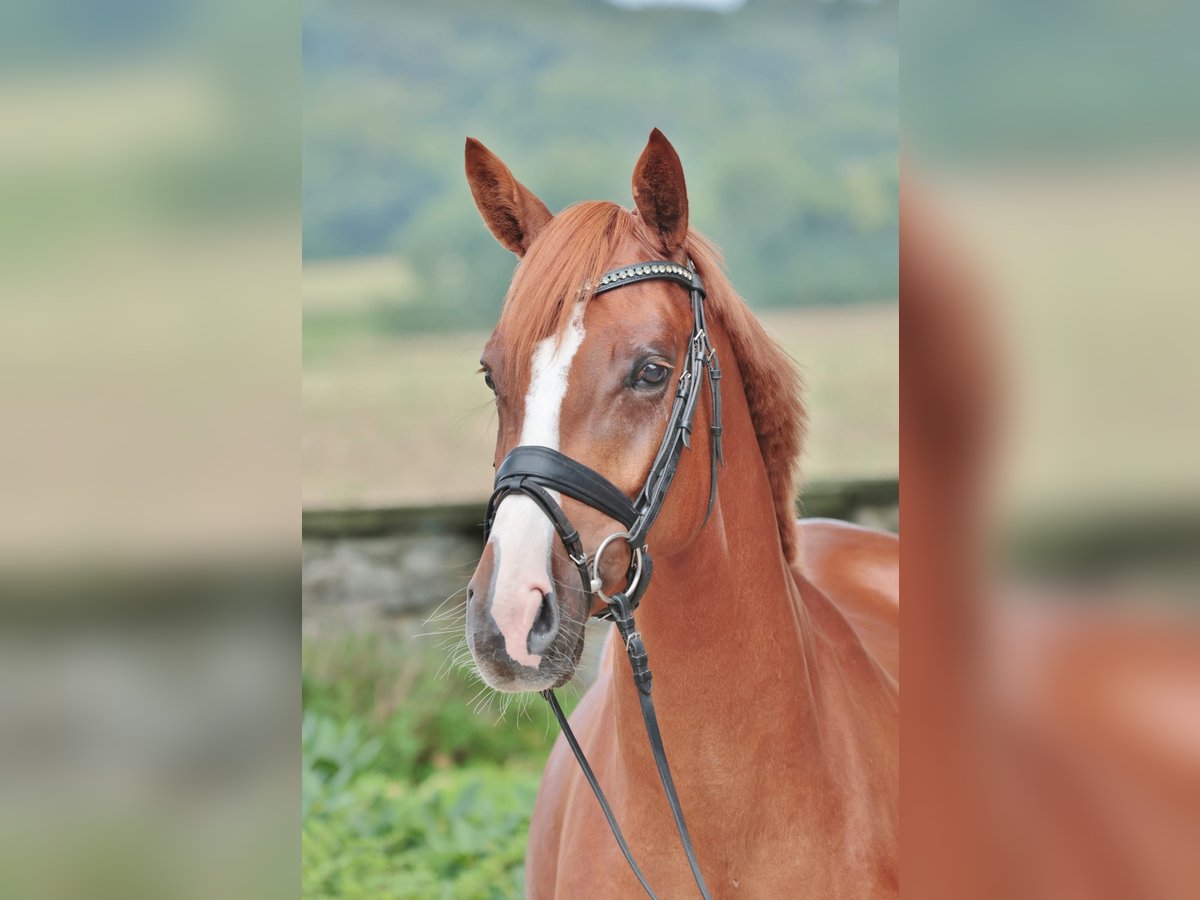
[7,0,1192,896]
[904,1,1200,897]
[301,0,896,897]
[303,0,898,508]
[1,1,297,899]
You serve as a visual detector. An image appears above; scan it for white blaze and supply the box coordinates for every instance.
[488,303,586,667]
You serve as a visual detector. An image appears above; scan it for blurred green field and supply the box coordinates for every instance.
[303,267,898,509]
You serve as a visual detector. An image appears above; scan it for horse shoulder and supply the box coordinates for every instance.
[793,517,899,684]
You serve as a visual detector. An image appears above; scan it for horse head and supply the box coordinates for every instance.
[463,130,718,692]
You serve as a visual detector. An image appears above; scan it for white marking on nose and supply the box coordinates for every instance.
[489,304,586,667]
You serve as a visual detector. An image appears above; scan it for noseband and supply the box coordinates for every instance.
[482,260,722,899]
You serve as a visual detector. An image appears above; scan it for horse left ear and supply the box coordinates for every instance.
[632,128,689,255]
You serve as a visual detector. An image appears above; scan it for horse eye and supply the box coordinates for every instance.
[482,370,496,392]
[634,362,671,388]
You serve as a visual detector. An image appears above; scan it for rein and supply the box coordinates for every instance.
[483,260,722,899]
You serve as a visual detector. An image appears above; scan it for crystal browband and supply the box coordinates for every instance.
[600,262,692,285]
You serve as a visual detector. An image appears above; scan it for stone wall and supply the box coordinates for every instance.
[302,478,899,635]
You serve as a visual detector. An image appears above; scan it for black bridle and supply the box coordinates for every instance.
[483,259,722,899]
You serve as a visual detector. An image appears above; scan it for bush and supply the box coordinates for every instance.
[302,634,575,898]
[303,752,539,899]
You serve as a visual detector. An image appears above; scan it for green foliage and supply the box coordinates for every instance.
[302,634,567,781]
[304,0,898,334]
[303,765,538,900]
[302,634,577,898]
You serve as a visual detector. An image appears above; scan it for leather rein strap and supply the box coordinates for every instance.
[483,260,721,899]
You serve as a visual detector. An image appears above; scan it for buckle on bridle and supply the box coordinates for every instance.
[589,531,643,602]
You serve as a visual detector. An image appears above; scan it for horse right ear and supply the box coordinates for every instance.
[464,138,553,257]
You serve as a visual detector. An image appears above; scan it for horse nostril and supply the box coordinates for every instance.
[527,591,559,656]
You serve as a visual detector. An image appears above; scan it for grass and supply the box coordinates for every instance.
[303,283,898,508]
[304,256,417,316]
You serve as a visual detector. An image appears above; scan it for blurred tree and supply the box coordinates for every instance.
[304,0,898,331]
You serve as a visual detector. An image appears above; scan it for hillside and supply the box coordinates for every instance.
[303,0,897,332]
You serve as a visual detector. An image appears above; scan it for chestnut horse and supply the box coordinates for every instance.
[462,130,898,898]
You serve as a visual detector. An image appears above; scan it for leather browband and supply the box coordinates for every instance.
[591,260,703,298]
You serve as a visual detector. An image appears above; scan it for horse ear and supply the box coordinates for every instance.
[464,138,553,257]
[632,128,689,255]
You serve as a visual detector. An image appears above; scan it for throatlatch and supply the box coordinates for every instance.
[483,259,722,900]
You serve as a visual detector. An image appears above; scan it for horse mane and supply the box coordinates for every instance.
[496,202,805,562]
[684,231,805,563]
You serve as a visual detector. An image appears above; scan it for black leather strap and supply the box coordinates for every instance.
[487,479,594,593]
[494,445,638,531]
[626,282,718,546]
[542,690,659,899]
[703,333,723,526]
[549,586,713,900]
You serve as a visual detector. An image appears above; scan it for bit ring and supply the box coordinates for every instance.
[589,531,643,602]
